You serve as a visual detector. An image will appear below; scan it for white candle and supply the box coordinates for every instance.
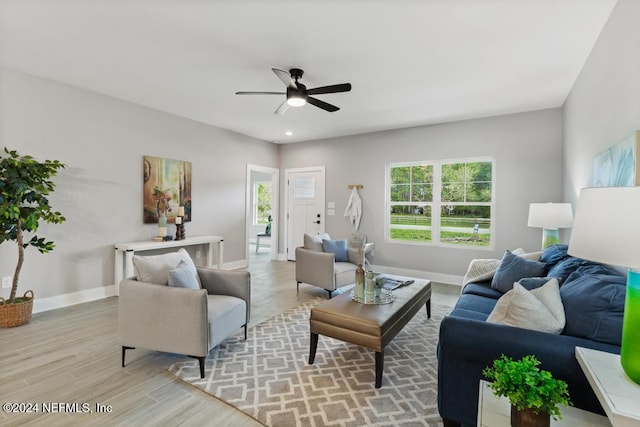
[175,216,182,224]
[177,206,185,216]
[157,227,167,237]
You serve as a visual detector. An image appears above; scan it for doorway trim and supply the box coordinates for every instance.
[246,164,279,262]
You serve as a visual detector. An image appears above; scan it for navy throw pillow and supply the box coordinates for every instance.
[561,273,627,345]
[491,250,546,293]
[322,239,349,262]
[540,244,569,266]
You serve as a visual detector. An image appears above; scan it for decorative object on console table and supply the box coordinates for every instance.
[155,211,168,241]
[527,202,574,249]
[569,187,640,385]
[175,206,185,240]
[483,354,571,427]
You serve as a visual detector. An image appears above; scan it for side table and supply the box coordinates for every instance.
[575,346,640,427]
[477,380,610,427]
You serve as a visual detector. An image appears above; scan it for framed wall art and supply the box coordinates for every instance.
[593,131,640,187]
[143,155,192,223]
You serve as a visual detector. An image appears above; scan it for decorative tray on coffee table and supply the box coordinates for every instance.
[351,289,394,305]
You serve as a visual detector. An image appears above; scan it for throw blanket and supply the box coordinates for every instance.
[462,258,500,286]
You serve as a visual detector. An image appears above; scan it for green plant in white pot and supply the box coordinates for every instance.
[483,354,571,427]
[0,148,66,328]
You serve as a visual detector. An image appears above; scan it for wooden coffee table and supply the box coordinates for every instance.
[308,276,431,388]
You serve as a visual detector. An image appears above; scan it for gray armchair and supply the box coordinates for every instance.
[295,233,373,298]
[119,267,250,378]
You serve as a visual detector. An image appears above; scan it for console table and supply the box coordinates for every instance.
[576,347,640,427]
[114,235,224,295]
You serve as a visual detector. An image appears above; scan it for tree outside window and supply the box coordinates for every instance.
[254,181,272,225]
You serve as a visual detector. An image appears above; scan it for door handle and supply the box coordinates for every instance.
[314,220,321,224]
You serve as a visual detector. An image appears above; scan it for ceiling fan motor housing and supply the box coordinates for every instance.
[289,68,304,80]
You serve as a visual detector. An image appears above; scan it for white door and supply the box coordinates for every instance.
[286,167,325,260]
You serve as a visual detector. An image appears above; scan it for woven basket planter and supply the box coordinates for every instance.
[0,290,34,328]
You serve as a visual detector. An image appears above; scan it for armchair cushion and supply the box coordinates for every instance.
[132,248,198,285]
[322,239,349,262]
[168,260,201,289]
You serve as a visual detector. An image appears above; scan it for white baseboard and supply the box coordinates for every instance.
[33,285,116,314]
[31,260,461,314]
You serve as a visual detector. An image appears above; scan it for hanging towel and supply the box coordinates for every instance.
[344,187,363,230]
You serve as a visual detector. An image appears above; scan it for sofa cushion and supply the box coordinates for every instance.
[561,273,626,345]
[450,294,498,321]
[132,248,197,285]
[487,279,565,334]
[462,282,503,300]
[491,250,545,293]
[168,260,201,289]
[303,233,331,252]
[322,239,349,262]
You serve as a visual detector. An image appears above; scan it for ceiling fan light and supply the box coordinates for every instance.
[287,96,306,107]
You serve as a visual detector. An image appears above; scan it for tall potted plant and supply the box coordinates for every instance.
[0,148,66,328]
[483,354,571,427]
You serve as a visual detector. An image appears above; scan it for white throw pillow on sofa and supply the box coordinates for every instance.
[132,248,198,285]
[487,279,565,334]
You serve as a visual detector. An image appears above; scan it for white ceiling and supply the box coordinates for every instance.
[0,0,617,143]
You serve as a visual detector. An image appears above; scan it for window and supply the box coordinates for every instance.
[387,158,494,247]
[253,181,272,225]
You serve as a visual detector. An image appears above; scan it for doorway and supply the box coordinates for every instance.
[285,166,326,261]
[246,164,279,264]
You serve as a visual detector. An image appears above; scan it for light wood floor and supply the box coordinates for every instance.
[0,249,459,426]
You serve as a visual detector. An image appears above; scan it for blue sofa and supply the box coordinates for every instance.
[437,244,627,427]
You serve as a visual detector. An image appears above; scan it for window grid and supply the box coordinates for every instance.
[387,158,494,248]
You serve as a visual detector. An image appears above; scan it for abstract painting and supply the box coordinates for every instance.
[593,131,640,187]
[143,156,192,223]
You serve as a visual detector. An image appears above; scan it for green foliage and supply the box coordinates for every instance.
[256,182,272,224]
[0,148,66,303]
[483,355,571,420]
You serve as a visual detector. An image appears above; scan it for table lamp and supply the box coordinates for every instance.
[527,202,574,249]
[568,187,640,385]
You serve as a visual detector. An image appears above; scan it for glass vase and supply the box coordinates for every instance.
[621,269,640,384]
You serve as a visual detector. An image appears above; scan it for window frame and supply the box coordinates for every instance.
[385,156,495,250]
[252,180,272,226]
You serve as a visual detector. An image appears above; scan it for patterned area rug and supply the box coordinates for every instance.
[168,297,450,427]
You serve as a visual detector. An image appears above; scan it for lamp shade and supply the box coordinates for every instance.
[527,203,574,229]
[568,187,640,268]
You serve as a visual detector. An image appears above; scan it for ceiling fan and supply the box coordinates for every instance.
[235,68,352,114]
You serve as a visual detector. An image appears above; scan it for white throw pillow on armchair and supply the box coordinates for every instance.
[132,248,199,285]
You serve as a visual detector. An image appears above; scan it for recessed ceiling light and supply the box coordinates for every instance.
[285,131,293,136]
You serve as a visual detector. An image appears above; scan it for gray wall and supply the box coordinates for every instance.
[0,67,279,305]
[563,0,640,204]
[279,108,564,281]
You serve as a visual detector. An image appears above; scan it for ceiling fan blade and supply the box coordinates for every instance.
[307,96,339,112]
[307,83,352,95]
[272,68,294,87]
[235,91,284,95]
[274,100,290,115]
